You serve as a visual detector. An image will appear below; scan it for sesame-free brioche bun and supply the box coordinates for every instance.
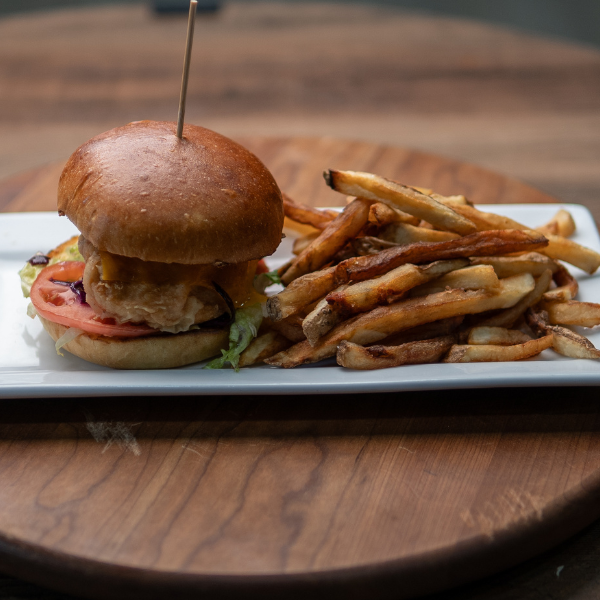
[39,315,229,370]
[57,120,284,264]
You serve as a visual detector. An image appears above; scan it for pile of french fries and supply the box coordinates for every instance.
[240,170,600,370]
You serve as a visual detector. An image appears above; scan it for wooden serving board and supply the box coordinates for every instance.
[1,137,599,600]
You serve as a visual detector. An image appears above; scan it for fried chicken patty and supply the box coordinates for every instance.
[79,237,225,333]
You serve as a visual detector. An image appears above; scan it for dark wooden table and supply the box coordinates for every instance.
[2,3,600,599]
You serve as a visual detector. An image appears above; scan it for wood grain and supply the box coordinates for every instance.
[0,392,599,600]
[1,3,600,209]
[0,137,557,214]
[1,137,600,600]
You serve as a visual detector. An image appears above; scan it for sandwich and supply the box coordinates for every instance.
[19,120,284,369]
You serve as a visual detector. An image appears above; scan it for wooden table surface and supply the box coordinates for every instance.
[2,3,600,600]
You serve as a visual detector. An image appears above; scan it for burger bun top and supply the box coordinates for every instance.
[57,120,284,265]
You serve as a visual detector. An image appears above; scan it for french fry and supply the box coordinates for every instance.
[536,209,576,238]
[283,193,337,230]
[324,170,477,235]
[443,334,553,363]
[268,313,306,342]
[441,203,525,232]
[542,234,600,275]
[351,236,398,255]
[368,202,420,227]
[337,335,455,370]
[334,229,548,284]
[260,169,597,371]
[476,268,552,328]
[542,264,579,302]
[326,259,468,315]
[470,253,559,278]
[277,259,293,279]
[410,265,499,297]
[544,300,600,328]
[281,198,372,285]
[526,307,600,359]
[239,331,293,367]
[379,222,460,244]
[467,327,532,346]
[265,266,337,321]
[265,274,534,368]
[303,285,348,346]
[293,231,320,255]
[379,316,465,346]
[430,193,471,206]
[442,203,600,274]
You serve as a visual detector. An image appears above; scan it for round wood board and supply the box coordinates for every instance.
[1,137,599,600]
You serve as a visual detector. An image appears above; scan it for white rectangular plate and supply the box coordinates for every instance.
[2,205,600,398]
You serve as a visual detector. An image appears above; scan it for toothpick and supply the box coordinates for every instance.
[176,0,198,139]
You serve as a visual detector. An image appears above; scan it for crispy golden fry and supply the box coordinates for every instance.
[277,259,293,279]
[379,222,460,244]
[443,334,553,363]
[412,186,432,196]
[379,316,465,345]
[282,198,371,285]
[268,313,306,342]
[351,236,398,255]
[477,268,552,328]
[542,234,600,275]
[443,203,525,231]
[282,193,337,230]
[265,266,337,321]
[303,284,348,346]
[368,202,420,227]
[526,308,600,359]
[265,274,534,368]
[368,202,397,227]
[410,265,499,297]
[334,229,548,284]
[292,231,320,255]
[239,331,293,367]
[443,203,600,274]
[544,300,600,328]
[324,170,477,235]
[542,264,579,302]
[430,193,471,206]
[536,209,576,238]
[326,259,468,315]
[470,253,559,278]
[283,217,321,238]
[264,172,594,370]
[337,335,455,370]
[467,327,532,346]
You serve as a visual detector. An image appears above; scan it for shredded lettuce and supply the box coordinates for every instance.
[19,262,42,298]
[18,238,83,298]
[26,302,37,319]
[204,304,263,371]
[54,327,84,356]
[253,269,283,295]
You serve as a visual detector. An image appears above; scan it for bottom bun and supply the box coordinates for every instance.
[39,316,229,369]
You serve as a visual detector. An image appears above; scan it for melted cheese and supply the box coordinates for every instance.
[99,252,262,308]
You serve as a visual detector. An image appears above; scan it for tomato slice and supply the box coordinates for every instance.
[256,259,269,275]
[30,262,157,338]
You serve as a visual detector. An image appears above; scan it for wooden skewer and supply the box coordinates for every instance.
[176,0,198,139]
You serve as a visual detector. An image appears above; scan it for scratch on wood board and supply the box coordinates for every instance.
[85,416,141,456]
[182,443,212,459]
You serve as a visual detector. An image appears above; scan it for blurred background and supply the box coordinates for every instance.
[3,0,600,46]
[1,0,599,207]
